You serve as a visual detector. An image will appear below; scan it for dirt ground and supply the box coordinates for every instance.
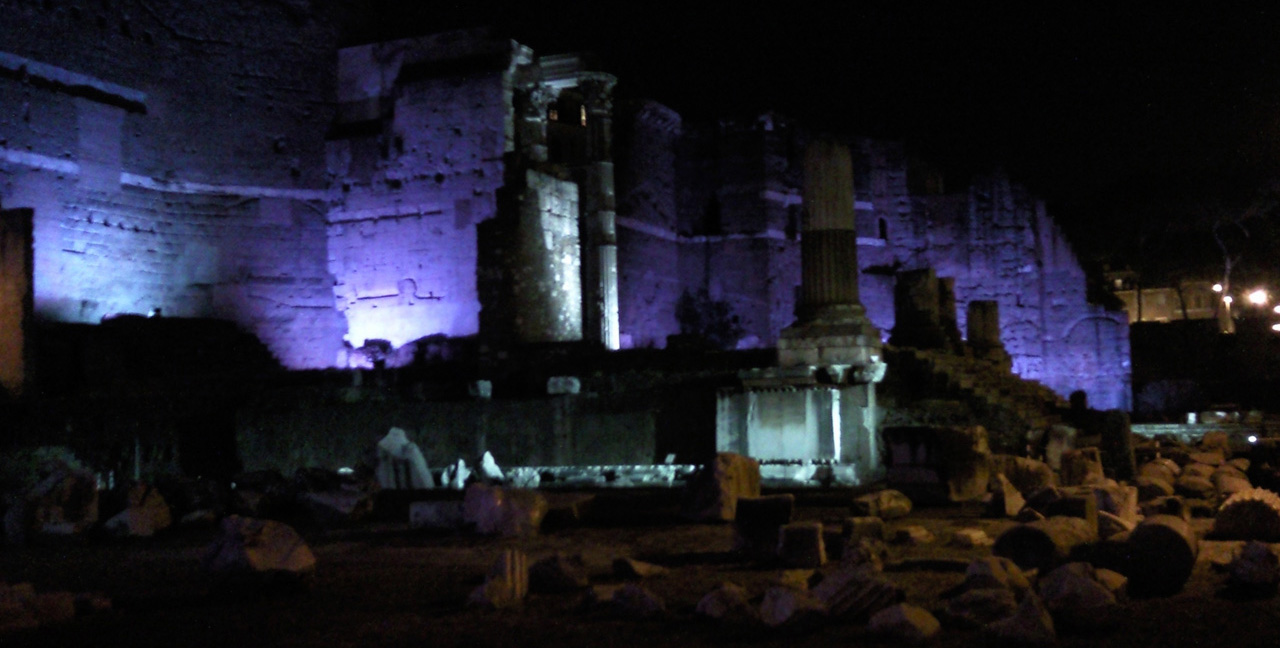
[0,490,1275,648]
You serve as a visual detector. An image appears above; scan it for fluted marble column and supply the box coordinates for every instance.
[576,73,620,350]
[797,140,860,321]
[776,140,882,383]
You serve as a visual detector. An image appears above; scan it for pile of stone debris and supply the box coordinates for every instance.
[0,581,110,635]
[9,422,1280,644]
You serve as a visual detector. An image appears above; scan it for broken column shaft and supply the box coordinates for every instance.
[776,140,883,381]
[797,139,861,320]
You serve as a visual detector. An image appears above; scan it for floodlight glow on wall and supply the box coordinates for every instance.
[1249,289,1268,305]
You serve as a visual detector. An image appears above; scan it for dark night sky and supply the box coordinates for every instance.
[345,3,1280,282]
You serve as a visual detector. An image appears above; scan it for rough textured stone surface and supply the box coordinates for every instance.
[682,453,761,522]
[952,528,993,548]
[760,585,826,628]
[1097,511,1136,539]
[844,516,887,542]
[1037,562,1119,632]
[462,484,548,537]
[468,550,529,609]
[103,483,172,538]
[1212,488,1280,541]
[202,516,316,583]
[843,537,890,571]
[613,557,669,579]
[869,603,941,644]
[695,582,756,622]
[812,565,903,621]
[778,521,828,567]
[529,554,590,593]
[944,426,992,502]
[1127,514,1198,597]
[1175,474,1215,499]
[987,472,1026,518]
[1227,541,1280,594]
[1094,568,1128,598]
[1212,468,1251,499]
[375,428,435,490]
[853,489,912,520]
[964,556,1032,598]
[992,455,1056,496]
[893,525,935,545]
[297,489,373,527]
[1136,476,1175,501]
[4,463,99,545]
[984,593,1056,645]
[1059,448,1105,486]
[601,583,666,619]
[993,516,1097,573]
[943,587,1018,628]
[408,501,464,530]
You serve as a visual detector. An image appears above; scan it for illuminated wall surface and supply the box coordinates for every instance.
[0,3,1129,408]
[618,121,1131,410]
[0,2,346,369]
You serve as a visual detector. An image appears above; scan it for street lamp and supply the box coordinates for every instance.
[1249,289,1268,305]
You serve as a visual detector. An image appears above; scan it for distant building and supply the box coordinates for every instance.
[1110,278,1219,323]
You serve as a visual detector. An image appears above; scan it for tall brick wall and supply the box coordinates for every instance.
[615,100,682,348]
[0,6,1131,408]
[655,127,1131,408]
[0,0,346,368]
[668,118,803,348]
[885,170,1131,409]
[327,38,515,348]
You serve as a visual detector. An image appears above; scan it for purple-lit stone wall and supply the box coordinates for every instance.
[327,34,522,351]
[864,159,1132,410]
[667,118,804,349]
[615,100,682,348]
[511,169,582,343]
[0,1,348,368]
[665,130,1130,409]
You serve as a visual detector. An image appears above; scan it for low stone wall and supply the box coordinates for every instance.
[233,386,719,475]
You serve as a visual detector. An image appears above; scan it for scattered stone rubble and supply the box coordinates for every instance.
[695,582,756,622]
[682,453,761,522]
[0,581,111,635]
[529,553,590,593]
[13,423,1280,644]
[103,482,172,538]
[201,515,316,588]
[868,603,940,644]
[1212,488,1280,541]
[1224,541,1280,596]
[461,484,548,537]
[3,460,99,545]
[469,549,529,609]
[375,427,435,490]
